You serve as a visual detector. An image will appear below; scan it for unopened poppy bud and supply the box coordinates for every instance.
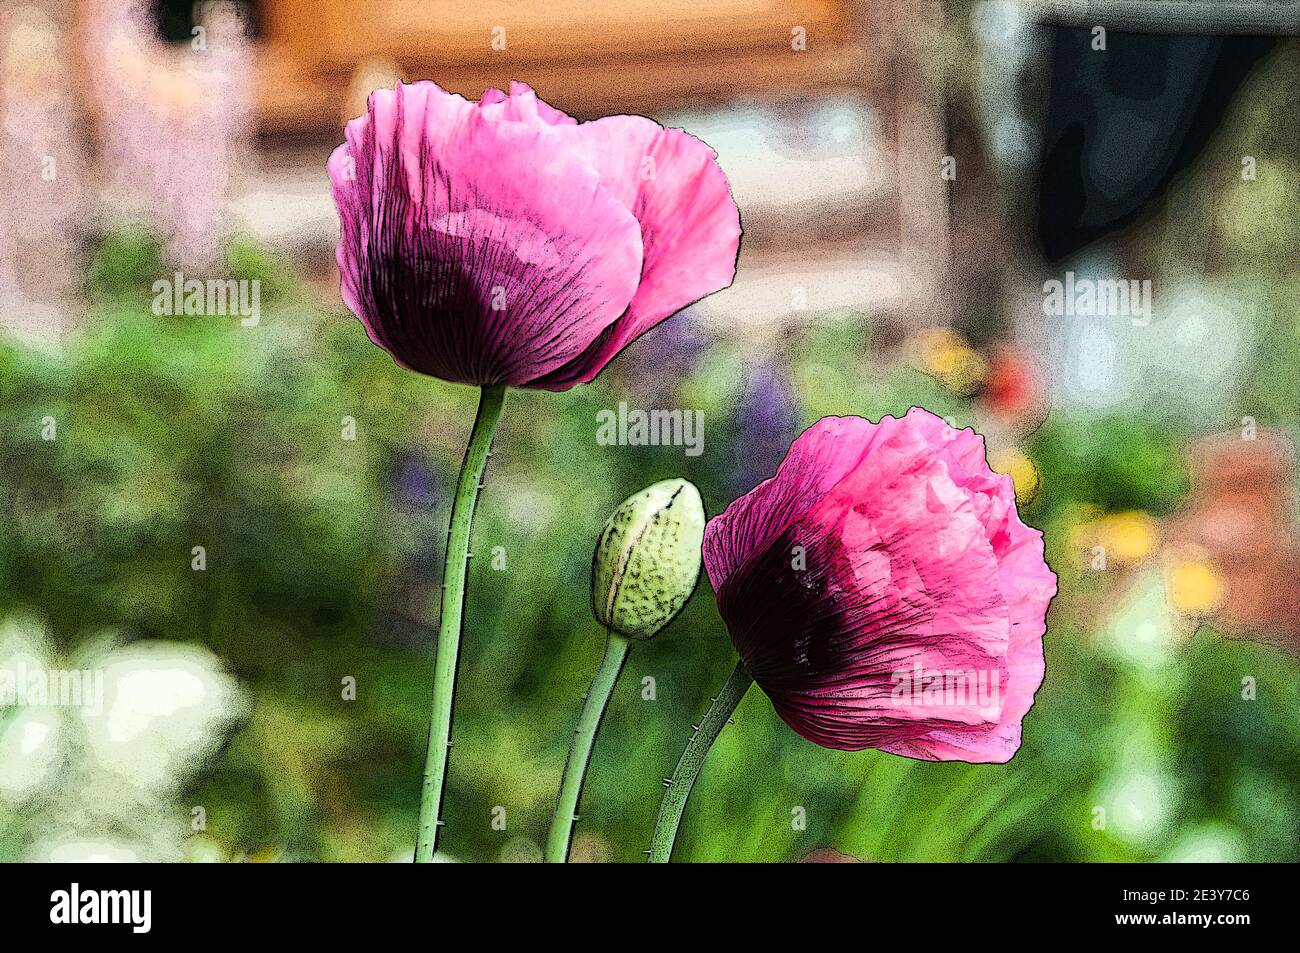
[592,478,704,640]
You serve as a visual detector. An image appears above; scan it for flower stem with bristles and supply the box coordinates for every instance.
[545,630,632,862]
[648,658,752,862]
[415,384,506,862]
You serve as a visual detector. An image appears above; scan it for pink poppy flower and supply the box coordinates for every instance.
[327,81,740,390]
[702,409,1056,763]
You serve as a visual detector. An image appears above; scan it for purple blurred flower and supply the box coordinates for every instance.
[615,304,712,397]
[730,361,798,495]
[395,455,437,507]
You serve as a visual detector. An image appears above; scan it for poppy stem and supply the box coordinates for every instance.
[647,658,753,862]
[414,384,506,862]
[545,629,632,862]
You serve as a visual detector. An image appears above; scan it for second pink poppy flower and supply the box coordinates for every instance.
[703,409,1057,764]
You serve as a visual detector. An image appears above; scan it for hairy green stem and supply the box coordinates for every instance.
[647,658,753,862]
[545,630,632,862]
[414,385,506,862]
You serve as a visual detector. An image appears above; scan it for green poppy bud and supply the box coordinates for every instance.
[592,478,705,640]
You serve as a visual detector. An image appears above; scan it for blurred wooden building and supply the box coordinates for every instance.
[255,0,879,130]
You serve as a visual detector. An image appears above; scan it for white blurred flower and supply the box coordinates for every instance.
[1160,825,1244,863]
[33,838,143,863]
[1108,770,1173,842]
[1104,570,1183,669]
[0,612,245,861]
[79,643,243,795]
[0,708,63,802]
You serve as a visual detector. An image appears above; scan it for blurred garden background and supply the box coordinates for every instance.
[0,0,1297,862]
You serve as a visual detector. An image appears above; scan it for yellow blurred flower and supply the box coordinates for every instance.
[910,328,988,396]
[990,448,1039,504]
[1165,555,1225,617]
[1070,510,1159,568]
[1104,512,1159,565]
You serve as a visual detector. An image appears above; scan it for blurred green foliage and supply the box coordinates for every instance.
[1,222,1296,862]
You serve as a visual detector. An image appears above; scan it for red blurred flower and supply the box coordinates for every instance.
[978,347,1047,433]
